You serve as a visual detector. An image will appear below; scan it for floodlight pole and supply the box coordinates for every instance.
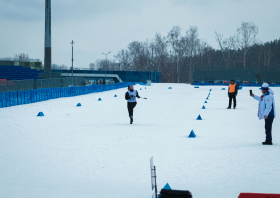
[70,40,75,85]
[151,48,153,82]
[102,51,111,85]
[152,165,158,198]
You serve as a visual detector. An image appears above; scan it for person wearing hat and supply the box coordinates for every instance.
[236,79,241,90]
[125,85,140,124]
[250,83,276,145]
[227,79,238,109]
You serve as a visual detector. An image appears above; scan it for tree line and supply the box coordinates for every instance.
[91,22,280,83]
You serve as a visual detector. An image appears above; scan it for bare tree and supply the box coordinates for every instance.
[215,31,227,66]
[224,35,238,67]
[60,64,67,70]
[89,63,95,70]
[14,53,30,62]
[263,44,273,67]
[151,33,169,80]
[197,40,208,69]
[237,22,258,69]
[95,59,107,70]
[185,26,200,82]
[168,26,183,83]
[51,64,60,70]
[114,49,131,70]
[215,32,238,69]
[95,59,116,70]
[128,41,150,71]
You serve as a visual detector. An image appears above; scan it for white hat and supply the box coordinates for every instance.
[261,83,269,90]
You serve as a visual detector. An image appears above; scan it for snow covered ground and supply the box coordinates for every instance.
[0,83,279,198]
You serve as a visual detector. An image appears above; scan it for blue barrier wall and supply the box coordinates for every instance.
[0,82,138,108]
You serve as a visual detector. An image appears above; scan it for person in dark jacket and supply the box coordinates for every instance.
[236,79,241,90]
[125,85,140,124]
[227,79,238,109]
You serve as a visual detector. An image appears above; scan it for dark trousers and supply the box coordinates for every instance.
[265,117,274,142]
[228,93,236,108]
[127,102,137,117]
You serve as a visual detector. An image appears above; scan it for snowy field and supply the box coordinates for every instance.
[0,83,279,198]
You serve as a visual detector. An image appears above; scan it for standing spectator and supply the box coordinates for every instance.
[250,83,276,145]
[227,79,238,109]
[236,79,241,90]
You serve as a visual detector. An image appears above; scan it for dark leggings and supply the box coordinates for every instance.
[265,117,274,142]
[127,102,137,117]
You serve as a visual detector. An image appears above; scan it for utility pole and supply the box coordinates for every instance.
[70,40,75,85]
[151,48,153,82]
[102,51,111,85]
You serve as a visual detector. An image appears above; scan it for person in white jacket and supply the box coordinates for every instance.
[250,83,276,145]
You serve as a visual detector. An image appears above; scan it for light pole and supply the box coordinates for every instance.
[151,48,153,82]
[102,51,111,84]
[70,40,75,85]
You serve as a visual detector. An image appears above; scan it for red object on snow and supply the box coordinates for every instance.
[238,193,280,198]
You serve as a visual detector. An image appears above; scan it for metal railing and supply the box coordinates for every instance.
[0,77,83,92]
[0,79,34,92]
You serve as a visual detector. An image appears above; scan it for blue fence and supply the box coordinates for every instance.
[0,82,138,108]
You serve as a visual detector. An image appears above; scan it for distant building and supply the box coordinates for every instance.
[0,60,42,70]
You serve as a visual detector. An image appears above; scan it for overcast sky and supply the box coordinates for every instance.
[0,0,279,68]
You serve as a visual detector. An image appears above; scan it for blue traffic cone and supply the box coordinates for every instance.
[202,105,206,109]
[77,103,81,107]
[98,98,102,101]
[114,94,117,97]
[158,183,172,198]
[168,87,172,89]
[188,130,196,138]
[197,114,202,120]
[37,112,44,117]
[163,183,171,190]
[204,101,207,103]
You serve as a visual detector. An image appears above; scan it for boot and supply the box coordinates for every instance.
[262,141,273,145]
[227,107,231,109]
